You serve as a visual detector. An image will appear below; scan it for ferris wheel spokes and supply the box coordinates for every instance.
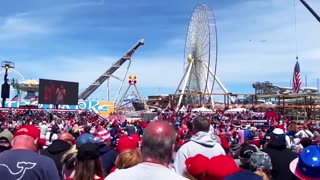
[175,4,232,109]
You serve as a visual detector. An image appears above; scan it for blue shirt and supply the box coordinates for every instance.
[0,149,60,180]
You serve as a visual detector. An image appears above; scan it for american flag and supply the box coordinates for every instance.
[292,61,301,93]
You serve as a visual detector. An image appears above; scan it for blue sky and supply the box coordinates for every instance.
[0,0,320,101]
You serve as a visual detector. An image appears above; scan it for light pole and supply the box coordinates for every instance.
[1,61,15,108]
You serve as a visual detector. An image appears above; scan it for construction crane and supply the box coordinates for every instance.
[78,39,144,100]
[299,0,320,23]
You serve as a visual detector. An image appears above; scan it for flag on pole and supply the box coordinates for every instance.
[292,61,301,93]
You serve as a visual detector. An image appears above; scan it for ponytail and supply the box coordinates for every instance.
[255,170,270,180]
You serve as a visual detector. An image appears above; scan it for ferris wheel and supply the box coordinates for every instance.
[0,69,25,98]
[0,69,25,83]
[175,4,232,108]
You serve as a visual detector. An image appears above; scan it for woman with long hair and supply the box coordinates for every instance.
[115,149,142,169]
[254,170,270,180]
[71,124,80,139]
[65,143,106,180]
[61,145,77,179]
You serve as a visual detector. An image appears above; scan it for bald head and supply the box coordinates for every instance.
[144,121,176,138]
[12,135,38,152]
[58,132,75,145]
[141,121,176,165]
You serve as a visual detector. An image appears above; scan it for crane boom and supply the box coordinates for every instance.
[79,39,144,100]
[299,0,320,23]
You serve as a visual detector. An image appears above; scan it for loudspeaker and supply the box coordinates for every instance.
[1,84,10,99]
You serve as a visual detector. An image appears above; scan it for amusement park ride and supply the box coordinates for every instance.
[78,39,145,101]
[173,1,320,109]
[0,1,319,115]
[175,4,233,109]
[114,75,149,111]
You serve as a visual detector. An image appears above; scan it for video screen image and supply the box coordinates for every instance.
[38,79,79,105]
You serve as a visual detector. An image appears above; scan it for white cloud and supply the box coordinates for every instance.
[0,1,103,41]
[0,14,53,40]
[165,38,185,48]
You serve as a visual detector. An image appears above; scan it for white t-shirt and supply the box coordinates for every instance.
[105,162,187,180]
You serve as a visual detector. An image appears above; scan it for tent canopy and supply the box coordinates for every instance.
[179,105,187,112]
[192,106,213,113]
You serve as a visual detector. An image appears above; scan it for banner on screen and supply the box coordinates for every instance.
[1,100,114,116]
[38,79,79,105]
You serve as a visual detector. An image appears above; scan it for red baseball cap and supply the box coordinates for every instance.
[14,125,45,149]
[185,154,209,178]
[207,155,241,179]
[14,125,40,139]
[130,133,141,144]
[140,121,148,128]
[117,135,137,153]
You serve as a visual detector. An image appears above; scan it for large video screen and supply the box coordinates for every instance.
[38,79,79,105]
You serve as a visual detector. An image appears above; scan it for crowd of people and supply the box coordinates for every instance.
[0,108,319,180]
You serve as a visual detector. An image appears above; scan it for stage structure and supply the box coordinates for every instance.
[175,4,233,108]
[115,75,149,111]
[79,39,145,100]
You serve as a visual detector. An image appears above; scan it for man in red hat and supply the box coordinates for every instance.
[0,125,59,180]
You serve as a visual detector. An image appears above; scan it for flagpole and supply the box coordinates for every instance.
[290,78,292,87]
[305,74,307,87]
[294,0,299,62]
[317,78,319,93]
